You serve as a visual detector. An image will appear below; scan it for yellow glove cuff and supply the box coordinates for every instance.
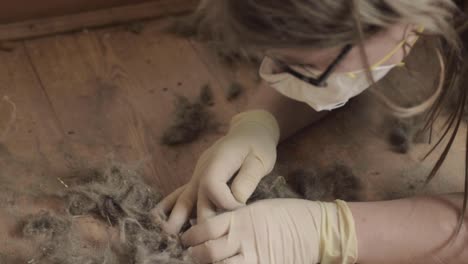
[229,110,280,144]
[319,200,358,264]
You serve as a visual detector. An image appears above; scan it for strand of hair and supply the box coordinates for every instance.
[425,86,465,184]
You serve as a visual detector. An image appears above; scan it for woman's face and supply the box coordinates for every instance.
[266,23,414,73]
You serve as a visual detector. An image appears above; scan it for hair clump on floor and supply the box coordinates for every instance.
[18,162,363,263]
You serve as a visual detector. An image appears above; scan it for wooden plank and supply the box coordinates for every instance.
[0,42,72,195]
[0,43,79,260]
[0,0,150,24]
[22,31,151,179]
[0,0,198,41]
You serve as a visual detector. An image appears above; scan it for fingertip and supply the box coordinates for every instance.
[150,207,167,222]
[161,220,179,235]
[180,229,191,246]
[206,181,244,210]
[181,213,231,247]
[155,185,186,214]
[231,177,256,204]
[162,214,185,235]
[231,188,248,204]
[230,196,244,210]
[160,188,196,235]
[181,226,197,247]
[230,156,265,204]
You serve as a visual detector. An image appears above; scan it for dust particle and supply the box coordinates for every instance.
[289,165,362,202]
[386,116,427,153]
[161,96,210,146]
[67,192,97,216]
[162,84,219,146]
[66,164,162,223]
[101,196,125,224]
[22,211,69,239]
[199,84,215,106]
[389,126,410,154]
[248,174,300,203]
[65,163,192,263]
[16,163,196,264]
[226,82,243,101]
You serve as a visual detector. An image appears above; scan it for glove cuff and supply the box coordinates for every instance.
[319,200,358,264]
[229,110,280,144]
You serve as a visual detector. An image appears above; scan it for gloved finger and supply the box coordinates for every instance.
[203,141,248,183]
[197,191,217,223]
[204,180,243,211]
[188,235,240,264]
[196,144,248,212]
[182,212,231,247]
[214,254,246,264]
[153,185,186,215]
[162,187,196,235]
[230,154,266,204]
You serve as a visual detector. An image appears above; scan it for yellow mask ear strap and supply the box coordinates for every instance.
[371,26,425,69]
[345,26,424,78]
[346,72,357,79]
[346,61,406,79]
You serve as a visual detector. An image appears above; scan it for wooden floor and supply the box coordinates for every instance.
[0,17,466,205]
[1,17,467,261]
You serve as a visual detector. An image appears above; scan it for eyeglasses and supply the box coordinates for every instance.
[274,44,353,87]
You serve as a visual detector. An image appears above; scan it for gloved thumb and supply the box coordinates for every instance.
[230,153,269,204]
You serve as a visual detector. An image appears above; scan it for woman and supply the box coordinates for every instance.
[155,0,468,263]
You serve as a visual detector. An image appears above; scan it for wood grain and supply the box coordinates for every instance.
[0,0,151,24]
[0,0,198,41]
[0,42,71,194]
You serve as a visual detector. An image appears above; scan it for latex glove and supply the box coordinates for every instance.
[155,110,280,234]
[181,199,358,264]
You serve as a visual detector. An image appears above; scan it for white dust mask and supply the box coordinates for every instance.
[260,25,425,112]
[259,57,396,111]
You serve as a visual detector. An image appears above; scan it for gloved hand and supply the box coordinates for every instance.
[155,110,280,234]
[181,199,358,264]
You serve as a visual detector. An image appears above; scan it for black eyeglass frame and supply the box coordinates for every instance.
[275,44,353,88]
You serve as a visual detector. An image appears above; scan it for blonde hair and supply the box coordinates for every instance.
[193,0,459,52]
[185,0,467,231]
